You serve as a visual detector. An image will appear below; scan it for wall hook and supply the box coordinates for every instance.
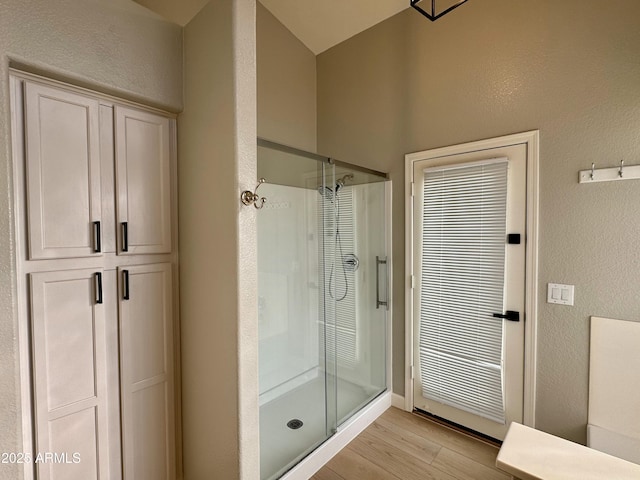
[580,161,640,184]
[241,178,267,209]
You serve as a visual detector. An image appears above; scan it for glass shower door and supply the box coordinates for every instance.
[257,139,388,480]
[257,144,339,480]
[323,171,388,425]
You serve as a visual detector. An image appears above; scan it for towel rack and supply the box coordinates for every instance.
[579,160,640,184]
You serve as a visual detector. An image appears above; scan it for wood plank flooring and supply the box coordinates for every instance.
[312,407,513,480]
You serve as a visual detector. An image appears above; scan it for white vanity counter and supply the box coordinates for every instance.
[496,422,640,480]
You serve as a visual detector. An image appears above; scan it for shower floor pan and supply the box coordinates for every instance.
[260,375,382,480]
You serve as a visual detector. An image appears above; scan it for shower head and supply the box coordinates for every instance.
[318,174,354,199]
[336,174,354,189]
[317,185,335,200]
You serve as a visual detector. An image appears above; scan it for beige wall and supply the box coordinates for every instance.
[317,0,640,444]
[257,1,317,152]
[0,2,182,479]
[179,0,259,478]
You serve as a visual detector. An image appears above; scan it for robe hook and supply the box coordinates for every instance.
[241,178,267,209]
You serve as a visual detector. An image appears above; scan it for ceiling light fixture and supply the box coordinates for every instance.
[411,0,469,21]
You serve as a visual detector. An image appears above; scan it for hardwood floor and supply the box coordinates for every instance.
[311,407,513,480]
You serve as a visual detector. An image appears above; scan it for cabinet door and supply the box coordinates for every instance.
[115,106,172,255]
[24,81,102,259]
[30,268,111,480]
[119,263,175,480]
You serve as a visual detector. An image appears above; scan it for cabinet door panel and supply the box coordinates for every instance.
[119,263,175,480]
[99,105,117,253]
[47,407,98,480]
[115,106,172,255]
[24,82,102,259]
[30,269,111,480]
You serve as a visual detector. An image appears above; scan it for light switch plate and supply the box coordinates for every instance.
[547,283,574,306]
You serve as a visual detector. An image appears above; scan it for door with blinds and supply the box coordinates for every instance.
[412,143,526,440]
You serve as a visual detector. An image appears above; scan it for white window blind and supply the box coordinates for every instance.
[419,159,508,424]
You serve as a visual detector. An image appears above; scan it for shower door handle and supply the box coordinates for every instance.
[376,256,389,310]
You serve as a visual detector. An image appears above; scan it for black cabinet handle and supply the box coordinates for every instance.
[492,310,520,322]
[122,270,130,300]
[95,272,103,305]
[121,222,128,252]
[93,221,101,253]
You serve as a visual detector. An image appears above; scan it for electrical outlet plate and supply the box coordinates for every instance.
[547,283,574,306]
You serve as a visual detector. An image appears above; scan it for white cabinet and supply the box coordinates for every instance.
[23,82,174,259]
[30,269,112,480]
[24,82,102,259]
[115,106,172,255]
[11,73,178,480]
[118,263,175,480]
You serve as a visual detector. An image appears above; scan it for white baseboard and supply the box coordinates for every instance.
[391,393,407,410]
[280,391,392,480]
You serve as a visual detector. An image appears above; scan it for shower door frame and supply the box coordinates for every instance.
[279,178,394,480]
[256,138,393,480]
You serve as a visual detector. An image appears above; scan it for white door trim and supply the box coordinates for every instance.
[404,131,539,428]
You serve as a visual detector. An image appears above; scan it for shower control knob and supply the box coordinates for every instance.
[343,254,359,272]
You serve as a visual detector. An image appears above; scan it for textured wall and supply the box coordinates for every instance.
[179,0,259,478]
[257,2,317,152]
[0,1,182,479]
[317,0,640,444]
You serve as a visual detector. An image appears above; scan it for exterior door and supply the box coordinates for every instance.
[411,143,526,440]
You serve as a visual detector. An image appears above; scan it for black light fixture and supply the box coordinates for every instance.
[411,0,469,21]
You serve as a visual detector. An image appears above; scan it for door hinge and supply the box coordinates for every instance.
[410,274,415,289]
[410,365,415,380]
[411,182,415,197]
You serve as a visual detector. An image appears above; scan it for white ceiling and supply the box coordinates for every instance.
[133,0,409,55]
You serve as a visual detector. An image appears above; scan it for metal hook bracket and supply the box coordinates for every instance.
[579,160,640,184]
[241,178,267,209]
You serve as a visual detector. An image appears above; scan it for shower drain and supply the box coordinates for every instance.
[286,419,303,430]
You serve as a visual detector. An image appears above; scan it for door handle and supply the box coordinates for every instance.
[94,272,103,304]
[492,310,520,322]
[376,256,389,310]
[93,221,101,253]
[122,269,130,300]
[121,222,128,252]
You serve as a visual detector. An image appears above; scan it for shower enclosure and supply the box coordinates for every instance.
[256,139,390,479]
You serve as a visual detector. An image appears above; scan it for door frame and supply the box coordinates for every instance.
[404,131,539,428]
